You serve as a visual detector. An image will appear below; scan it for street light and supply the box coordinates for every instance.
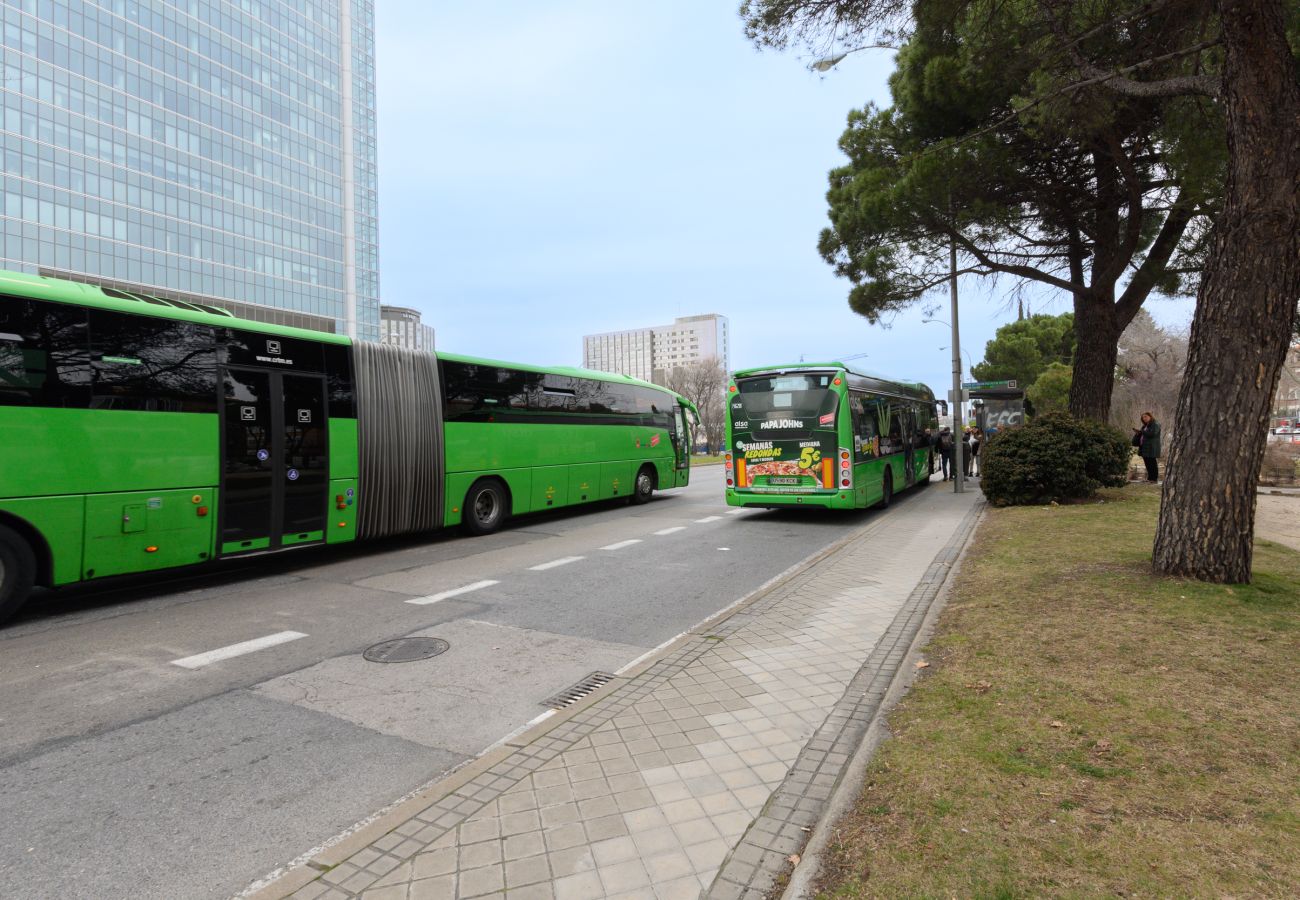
[808,44,898,72]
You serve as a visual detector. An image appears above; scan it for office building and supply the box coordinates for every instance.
[583,314,730,383]
[0,0,380,339]
[380,304,434,351]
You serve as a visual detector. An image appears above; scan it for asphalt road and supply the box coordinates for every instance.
[0,465,902,899]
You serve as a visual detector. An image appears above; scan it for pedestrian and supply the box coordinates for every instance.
[1133,412,1162,483]
[969,427,982,477]
[936,426,954,481]
[961,428,974,477]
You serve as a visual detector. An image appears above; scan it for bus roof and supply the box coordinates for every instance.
[412,351,698,411]
[0,268,352,345]
[732,361,935,404]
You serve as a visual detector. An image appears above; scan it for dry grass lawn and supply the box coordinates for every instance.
[816,487,1300,899]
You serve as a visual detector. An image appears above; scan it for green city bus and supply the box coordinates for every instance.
[0,270,696,624]
[724,363,938,510]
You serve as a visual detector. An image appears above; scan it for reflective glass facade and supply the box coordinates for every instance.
[0,0,379,340]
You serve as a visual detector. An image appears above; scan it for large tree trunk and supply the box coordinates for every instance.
[1152,0,1300,582]
[1068,290,1121,421]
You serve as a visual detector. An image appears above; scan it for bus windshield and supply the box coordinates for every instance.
[734,373,838,430]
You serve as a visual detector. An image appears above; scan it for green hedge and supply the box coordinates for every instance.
[980,412,1131,506]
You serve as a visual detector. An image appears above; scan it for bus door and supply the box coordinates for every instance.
[672,404,691,487]
[901,406,917,488]
[220,368,329,555]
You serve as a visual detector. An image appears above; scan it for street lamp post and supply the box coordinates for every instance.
[947,239,965,492]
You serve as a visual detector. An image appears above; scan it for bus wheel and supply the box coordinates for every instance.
[631,465,656,505]
[879,469,894,509]
[0,524,36,626]
[463,480,509,535]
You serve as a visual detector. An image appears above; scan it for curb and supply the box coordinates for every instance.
[240,500,899,899]
[779,498,986,899]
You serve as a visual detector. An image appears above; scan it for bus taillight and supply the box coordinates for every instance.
[821,458,834,488]
[735,458,747,488]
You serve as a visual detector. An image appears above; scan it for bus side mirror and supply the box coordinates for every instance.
[936,400,949,417]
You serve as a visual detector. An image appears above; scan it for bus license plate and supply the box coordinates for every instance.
[766,477,803,485]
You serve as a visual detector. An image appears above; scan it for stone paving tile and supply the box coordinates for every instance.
[278,489,977,898]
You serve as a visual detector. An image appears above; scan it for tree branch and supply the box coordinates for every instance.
[1116,192,1197,322]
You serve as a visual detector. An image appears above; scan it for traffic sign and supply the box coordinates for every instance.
[962,379,1018,389]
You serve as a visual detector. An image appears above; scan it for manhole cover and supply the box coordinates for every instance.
[363,637,449,663]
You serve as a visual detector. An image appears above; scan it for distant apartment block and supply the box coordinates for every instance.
[380,304,435,351]
[583,314,730,383]
[1271,341,1300,434]
[0,0,381,339]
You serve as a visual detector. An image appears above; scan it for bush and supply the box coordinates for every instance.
[980,412,1131,506]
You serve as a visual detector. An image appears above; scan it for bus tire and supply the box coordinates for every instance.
[463,479,510,536]
[879,469,894,509]
[0,524,36,626]
[631,465,657,505]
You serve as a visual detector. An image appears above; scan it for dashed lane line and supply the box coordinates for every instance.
[171,631,308,669]
[599,539,643,551]
[654,526,687,536]
[528,556,585,571]
[406,580,501,605]
[694,516,723,523]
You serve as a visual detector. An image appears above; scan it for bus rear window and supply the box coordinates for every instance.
[734,374,838,427]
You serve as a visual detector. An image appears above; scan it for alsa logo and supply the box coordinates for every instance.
[758,419,804,430]
[650,434,661,447]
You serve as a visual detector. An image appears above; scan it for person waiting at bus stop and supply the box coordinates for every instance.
[936,426,955,481]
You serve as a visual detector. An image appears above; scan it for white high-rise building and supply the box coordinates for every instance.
[380,305,435,351]
[583,315,730,383]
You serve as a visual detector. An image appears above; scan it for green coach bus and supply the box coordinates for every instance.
[0,270,696,624]
[724,362,938,510]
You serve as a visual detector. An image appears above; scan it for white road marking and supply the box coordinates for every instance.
[529,556,584,571]
[718,547,731,551]
[171,631,307,669]
[694,516,722,523]
[406,580,500,605]
[600,539,643,551]
[726,509,746,515]
[654,526,687,535]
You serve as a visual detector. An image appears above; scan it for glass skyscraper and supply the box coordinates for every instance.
[0,0,379,340]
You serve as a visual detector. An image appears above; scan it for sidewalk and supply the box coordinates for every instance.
[251,485,984,900]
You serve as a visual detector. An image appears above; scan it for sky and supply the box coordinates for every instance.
[373,1,1194,396]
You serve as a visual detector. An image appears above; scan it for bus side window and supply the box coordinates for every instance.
[855,395,879,459]
[0,297,92,408]
[440,360,481,419]
[323,343,355,419]
[89,309,217,413]
[537,375,577,412]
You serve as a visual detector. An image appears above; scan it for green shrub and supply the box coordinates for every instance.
[980,412,1131,506]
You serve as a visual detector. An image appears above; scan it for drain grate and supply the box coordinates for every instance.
[541,671,616,709]
[363,637,449,663]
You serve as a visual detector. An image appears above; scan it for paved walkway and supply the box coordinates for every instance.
[1256,493,1300,553]
[253,485,983,900]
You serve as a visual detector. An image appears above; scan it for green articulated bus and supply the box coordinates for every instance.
[724,363,939,510]
[0,270,697,624]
